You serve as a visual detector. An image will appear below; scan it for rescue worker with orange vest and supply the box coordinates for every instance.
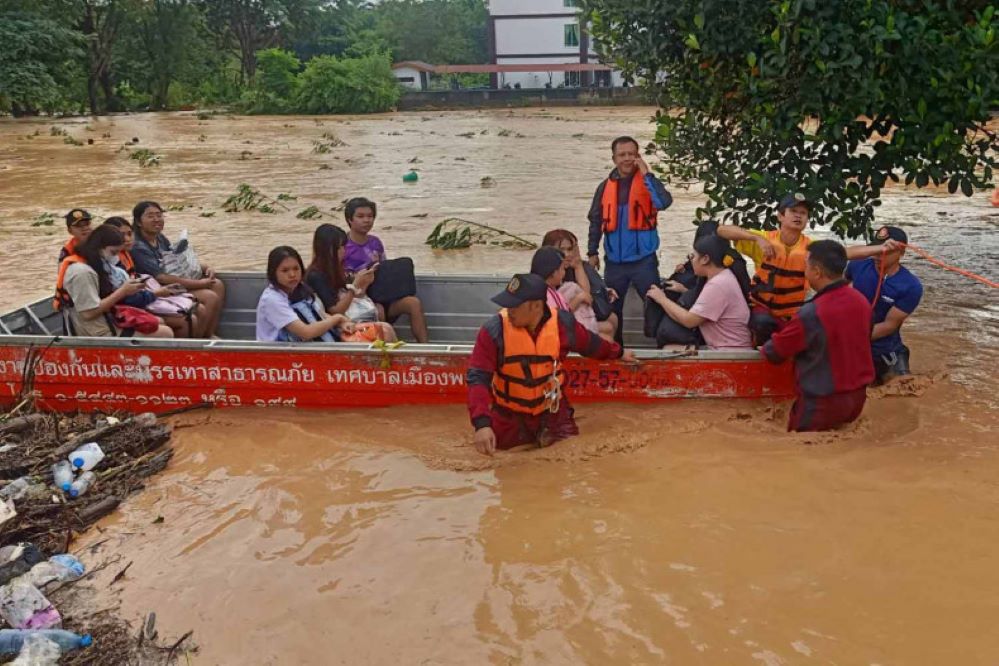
[467,273,637,456]
[717,193,814,344]
[587,136,673,341]
[58,208,94,263]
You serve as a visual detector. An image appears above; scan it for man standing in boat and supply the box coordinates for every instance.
[587,137,673,341]
[468,273,637,455]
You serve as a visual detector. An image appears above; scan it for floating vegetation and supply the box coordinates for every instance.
[102,131,112,138]
[196,111,212,120]
[239,150,253,160]
[320,131,346,146]
[222,184,290,214]
[277,193,297,202]
[480,176,497,188]
[199,211,216,218]
[49,126,67,137]
[129,148,161,167]
[166,204,187,212]
[456,131,475,139]
[297,206,322,220]
[198,134,207,142]
[30,212,58,227]
[311,134,345,153]
[426,218,537,251]
[498,129,512,137]
[63,135,83,146]
[84,124,95,132]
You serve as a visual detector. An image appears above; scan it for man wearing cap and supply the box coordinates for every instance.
[467,273,637,455]
[762,240,875,431]
[844,226,922,382]
[587,136,673,341]
[58,209,94,263]
[717,193,814,344]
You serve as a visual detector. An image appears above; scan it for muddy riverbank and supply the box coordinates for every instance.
[2,107,998,664]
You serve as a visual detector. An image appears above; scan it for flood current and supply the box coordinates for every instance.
[1,108,997,663]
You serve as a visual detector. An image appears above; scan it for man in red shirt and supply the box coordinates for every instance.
[468,273,637,455]
[762,240,875,432]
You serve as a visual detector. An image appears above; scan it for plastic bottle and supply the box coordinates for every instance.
[67,472,96,499]
[402,170,419,183]
[0,629,93,654]
[50,463,73,493]
[67,443,104,471]
[0,478,32,502]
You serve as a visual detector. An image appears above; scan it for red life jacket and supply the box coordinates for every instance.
[601,174,658,233]
[491,307,565,416]
[119,250,136,275]
[57,238,78,263]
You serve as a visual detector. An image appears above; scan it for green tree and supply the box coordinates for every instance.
[295,51,400,113]
[374,0,487,64]
[583,0,999,237]
[241,47,300,112]
[0,11,83,116]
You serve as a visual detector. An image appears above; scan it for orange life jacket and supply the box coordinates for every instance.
[750,230,811,318]
[601,174,658,233]
[57,238,78,263]
[53,254,88,311]
[491,308,565,416]
[119,250,135,275]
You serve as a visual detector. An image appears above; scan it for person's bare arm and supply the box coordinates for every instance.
[846,239,903,260]
[717,226,776,260]
[647,285,706,328]
[872,306,910,341]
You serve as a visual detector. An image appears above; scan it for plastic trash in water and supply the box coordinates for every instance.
[68,472,96,499]
[0,629,93,655]
[26,555,85,588]
[0,578,59,630]
[402,170,419,183]
[10,632,60,665]
[68,442,105,471]
[51,462,73,493]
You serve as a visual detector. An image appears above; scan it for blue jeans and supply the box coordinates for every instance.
[605,254,661,342]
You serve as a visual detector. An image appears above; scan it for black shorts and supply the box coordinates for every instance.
[874,345,910,383]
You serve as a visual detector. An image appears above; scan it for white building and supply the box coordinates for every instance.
[391,61,434,91]
[488,0,624,89]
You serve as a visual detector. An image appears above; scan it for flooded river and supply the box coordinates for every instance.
[1,108,997,663]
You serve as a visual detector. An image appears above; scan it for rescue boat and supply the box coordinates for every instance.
[0,274,794,414]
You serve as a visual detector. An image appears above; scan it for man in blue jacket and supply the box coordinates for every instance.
[587,136,673,338]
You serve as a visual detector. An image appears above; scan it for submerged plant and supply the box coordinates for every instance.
[129,148,161,167]
[30,212,58,227]
[426,218,537,251]
[297,206,322,220]
[222,184,289,214]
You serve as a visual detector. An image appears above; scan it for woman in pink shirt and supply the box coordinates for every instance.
[646,235,753,350]
[530,246,574,311]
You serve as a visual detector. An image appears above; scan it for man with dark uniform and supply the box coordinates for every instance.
[467,273,637,455]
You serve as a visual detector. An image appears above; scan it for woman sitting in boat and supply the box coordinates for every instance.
[256,246,386,344]
[304,224,396,343]
[130,201,225,338]
[103,217,206,338]
[343,197,429,343]
[540,230,619,342]
[55,225,173,338]
[645,234,753,350]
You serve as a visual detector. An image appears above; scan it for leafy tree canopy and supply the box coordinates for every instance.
[583,0,999,237]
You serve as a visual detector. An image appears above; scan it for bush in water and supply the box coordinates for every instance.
[295,53,401,115]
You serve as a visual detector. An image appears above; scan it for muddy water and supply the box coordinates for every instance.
[2,108,998,663]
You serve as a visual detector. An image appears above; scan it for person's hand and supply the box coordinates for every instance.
[756,236,777,261]
[664,280,687,294]
[607,287,619,302]
[620,349,640,365]
[168,283,187,294]
[674,262,687,273]
[153,287,172,298]
[635,156,651,175]
[355,267,376,291]
[193,278,214,290]
[646,284,667,305]
[587,254,600,270]
[118,278,145,297]
[203,266,216,280]
[881,239,905,253]
[579,290,593,305]
[473,427,497,456]
[340,320,357,335]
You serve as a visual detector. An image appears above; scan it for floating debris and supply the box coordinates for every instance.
[426,218,537,251]
[297,206,322,220]
[128,149,160,167]
[480,176,497,188]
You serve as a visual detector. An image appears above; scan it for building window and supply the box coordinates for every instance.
[565,71,580,87]
[564,23,580,47]
[564,0,578,6]
[396,77,415,83]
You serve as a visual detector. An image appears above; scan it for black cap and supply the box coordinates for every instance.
[64,209,93,227]
[491,273,548,308]
[530,246,565,280]
[777,192,812,212]
[870,225,908,245]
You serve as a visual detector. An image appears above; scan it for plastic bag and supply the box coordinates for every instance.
[0,579,59,630]
[161,230,203,280]
[26,555,85,588]
[345,295,379,323]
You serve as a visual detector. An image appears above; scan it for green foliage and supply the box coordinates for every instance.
[374,0,488,64]
[240,48,301,114]
[129,148,161,167]
[426,218,537,250]
[583,0,999,238]
[295,52,400,114]
[0,12,83,116]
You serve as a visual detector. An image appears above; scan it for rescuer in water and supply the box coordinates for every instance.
[467,273,637,455]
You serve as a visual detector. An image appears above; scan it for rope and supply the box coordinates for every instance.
[903,243,999,289]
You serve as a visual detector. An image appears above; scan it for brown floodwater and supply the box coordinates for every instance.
[1,108,998,663]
